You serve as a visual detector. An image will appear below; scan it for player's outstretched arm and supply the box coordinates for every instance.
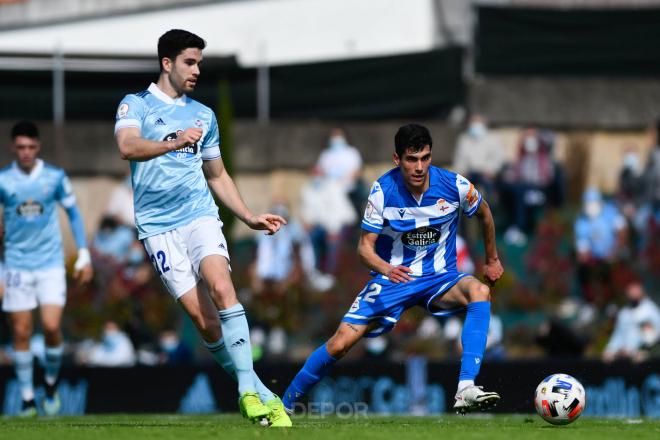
[202,158,286,234]
[475,200,503,285]
[115,127,202,161]
[358,230,412,283]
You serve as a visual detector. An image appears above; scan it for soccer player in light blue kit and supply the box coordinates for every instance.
[114,29,291,427]
[0,121,93,417]
[283,124,504,415]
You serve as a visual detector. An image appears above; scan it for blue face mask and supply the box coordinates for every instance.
[328,136,346,149]
[468,123,486,139]
[127,247,144,265]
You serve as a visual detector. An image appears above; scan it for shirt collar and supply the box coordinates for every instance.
[148,82,187,107]
[13,158,43,181]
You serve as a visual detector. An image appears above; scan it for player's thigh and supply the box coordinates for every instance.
[177,281,221,342]
[431,275,485,310]
[199,255,238,309]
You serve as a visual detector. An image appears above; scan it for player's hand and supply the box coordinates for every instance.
[74,264,94,285]
[386,265,412,283]
[173,128,203,149]
[73,248,93,285]
[247,213,287,235]
[482,257,503,286]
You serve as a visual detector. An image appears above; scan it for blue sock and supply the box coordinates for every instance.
[204,338,275,402]
[459,301,490,382]
[218,304,256,394]
[283,344,337,411]
[45,344,64,386]
[13,350,34,401]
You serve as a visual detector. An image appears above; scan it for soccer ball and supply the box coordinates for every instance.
[534,373,586,425]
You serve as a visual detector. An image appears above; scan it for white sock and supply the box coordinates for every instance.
[457,380,474,394]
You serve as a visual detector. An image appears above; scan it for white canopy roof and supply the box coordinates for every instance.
[0,0,437,67]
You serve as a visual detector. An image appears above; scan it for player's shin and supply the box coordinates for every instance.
[204,337,275,402]
[45,344,64,386]
[458,301,490,392]
[13,350,35,402]
[217,304,256,394]
[283,344,337,411]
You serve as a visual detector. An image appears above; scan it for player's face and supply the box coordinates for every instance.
[12,135,40,171]
[394,145,432,192]
[167,48,202,95]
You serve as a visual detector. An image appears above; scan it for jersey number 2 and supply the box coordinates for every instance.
[150,250,171,275]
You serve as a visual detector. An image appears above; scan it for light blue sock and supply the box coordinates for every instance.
[204,337,275,402]
[459,301,491,382]
[218,304,256,394]
[45,344,64,386]
[13,350,34,401]
[283,344,337,411]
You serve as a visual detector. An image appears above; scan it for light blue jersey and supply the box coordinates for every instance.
[0,160,78,270]
[114,83,221,239]
[361,166,481,278]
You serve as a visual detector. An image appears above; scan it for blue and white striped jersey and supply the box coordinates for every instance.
[361,166,481,278]
[114,83,221,239]
[0,160,77,270]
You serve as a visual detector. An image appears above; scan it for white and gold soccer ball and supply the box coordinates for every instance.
[534,373,586,425]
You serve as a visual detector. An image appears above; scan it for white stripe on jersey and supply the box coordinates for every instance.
[433,222,452,274]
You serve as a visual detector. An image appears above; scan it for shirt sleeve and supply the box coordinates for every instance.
[361,181,384,233]
[114,94,148,133]
[55,171,77,208]
[201,112,221,161]
[456,173,482,217]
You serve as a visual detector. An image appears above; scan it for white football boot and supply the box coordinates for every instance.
[453,385,500,415]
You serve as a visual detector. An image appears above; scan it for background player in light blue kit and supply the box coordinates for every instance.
[114,29,291,427]
[283,124,504,415]
[0,121,93,417]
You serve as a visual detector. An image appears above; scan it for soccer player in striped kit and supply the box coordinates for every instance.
[283,124,504,415]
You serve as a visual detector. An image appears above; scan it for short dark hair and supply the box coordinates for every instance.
[394,124,432,157]
[157,29,206,71]
[11,120,39,140]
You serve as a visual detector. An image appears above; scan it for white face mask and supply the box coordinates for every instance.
[641,328,658,346]
[329,136,346,149]
[468,122,486,139]
[584,201,602,218]
[523,137,539,153]
[623,152,639,172]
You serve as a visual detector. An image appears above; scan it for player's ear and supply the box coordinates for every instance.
[392,152,400,166]
[161,57,173,73]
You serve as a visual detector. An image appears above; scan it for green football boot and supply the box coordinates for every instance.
[238,392,271,422]
[265,395,292,427]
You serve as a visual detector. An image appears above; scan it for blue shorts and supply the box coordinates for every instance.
[342,271,468,338]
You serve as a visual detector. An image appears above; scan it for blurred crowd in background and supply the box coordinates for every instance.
[0,118,659,368]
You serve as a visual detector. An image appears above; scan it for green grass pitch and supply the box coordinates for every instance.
[1,414,659,440]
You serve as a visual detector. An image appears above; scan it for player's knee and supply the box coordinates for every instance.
[208,280,236,308]
[12,323,32,343]
[471,283,491,302]
[326,336,350,359]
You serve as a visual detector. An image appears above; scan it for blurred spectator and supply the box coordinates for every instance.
[603,282,660,362]
[452,114,506,202]
[617,144,646,252]
[574,188,628,304]
[251,202,334,294]
[634,123,660,246]
[300,166,356,274]
[455,235,475,275]
[92,215,135,264]
[158,329,193,365]
[105,173,135,228]
[77,321,136,367]
[499,128,564,246]
[317,128,366,219]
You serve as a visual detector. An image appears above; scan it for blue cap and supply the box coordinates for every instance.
[582,188,602,203]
